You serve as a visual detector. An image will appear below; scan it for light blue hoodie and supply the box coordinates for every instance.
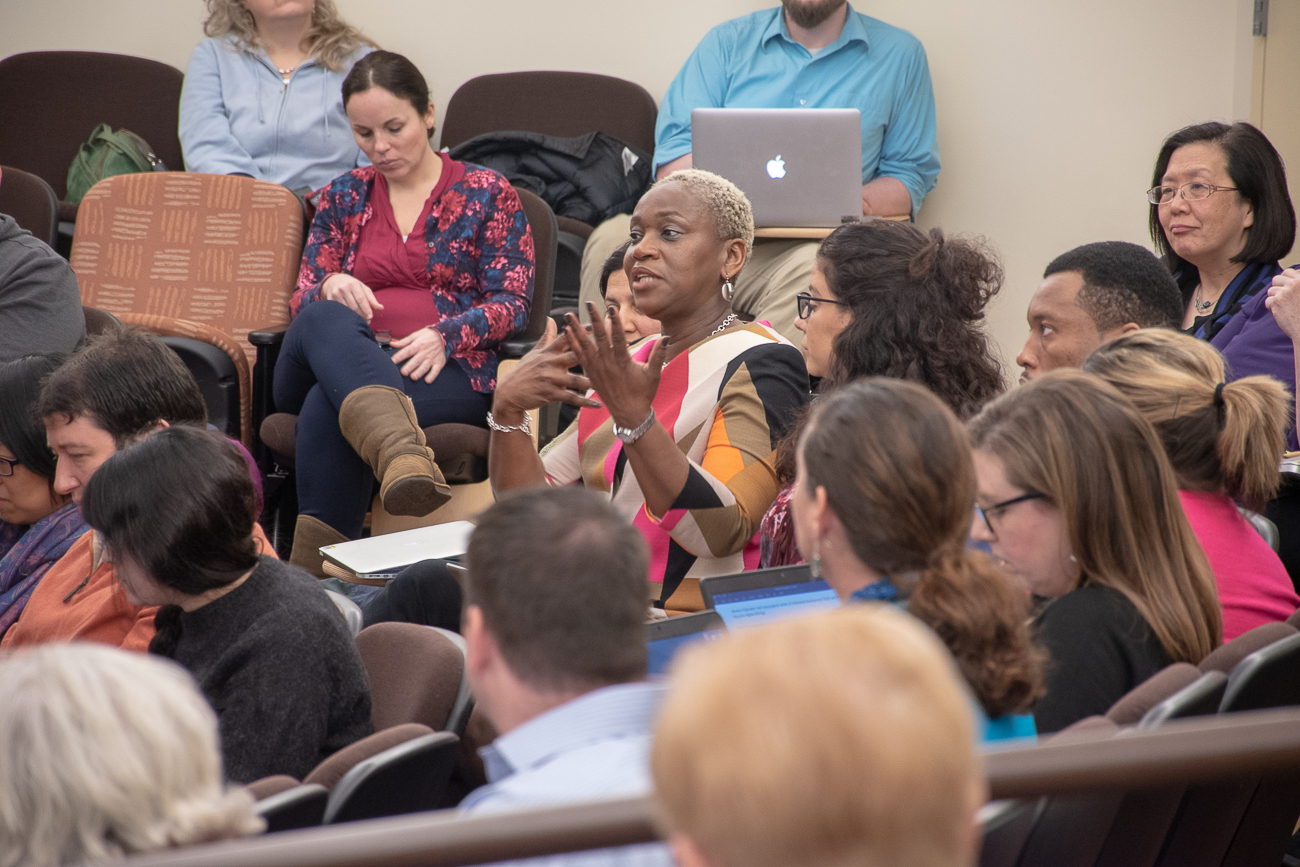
[179,36,372,193]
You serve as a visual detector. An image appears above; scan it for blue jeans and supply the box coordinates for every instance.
[274,300,491,538]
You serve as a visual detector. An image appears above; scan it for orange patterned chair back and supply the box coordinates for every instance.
[70,173,304,444]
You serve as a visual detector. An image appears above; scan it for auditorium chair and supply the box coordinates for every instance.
[1197,621,1298,675]
[82,306,124,337]
[105,709,1300,867]
[0,165,58,247]
[440,71,658,308]
[254,185,557,540]
[325,589,364,637]
[354,623,473,736]
[0,51,184,235]
[69,172,304,447]
[1136,630,1300,867]
[255,783,329,832]
[1136,672,1228,729]
[321,731,460,824]
[302,722,435,792]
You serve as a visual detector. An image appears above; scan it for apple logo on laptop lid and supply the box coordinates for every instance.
[766,155,786,180]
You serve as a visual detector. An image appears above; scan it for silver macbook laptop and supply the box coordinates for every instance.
[691,108,863,229]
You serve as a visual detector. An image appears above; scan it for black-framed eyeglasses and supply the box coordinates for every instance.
[975,491,1045,533]
[796,292,851,320]
[0,456,17,477]
[1146,182,1238,205]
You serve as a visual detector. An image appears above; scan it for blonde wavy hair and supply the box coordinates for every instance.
[654,606,981,867]
[1083,328,1290,511]
[0,643,263,867]
[202,0,376,72]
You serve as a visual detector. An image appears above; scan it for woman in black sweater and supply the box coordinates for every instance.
[968,369,1222,732]
[81,426,372,783]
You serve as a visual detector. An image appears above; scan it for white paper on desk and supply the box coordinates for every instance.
[320,521,475,574]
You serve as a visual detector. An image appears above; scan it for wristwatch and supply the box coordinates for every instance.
[614,408,656,444]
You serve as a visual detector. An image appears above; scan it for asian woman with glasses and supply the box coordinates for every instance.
[1148,122,1298,446]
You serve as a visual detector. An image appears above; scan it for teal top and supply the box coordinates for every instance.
[982,712,1038,744]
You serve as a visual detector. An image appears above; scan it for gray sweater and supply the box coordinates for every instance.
[150,556,373,783]
[0,214,84,360]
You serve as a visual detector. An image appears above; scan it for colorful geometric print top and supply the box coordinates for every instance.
[541,322,810,607]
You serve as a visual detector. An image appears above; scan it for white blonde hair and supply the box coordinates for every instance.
[0,643,263,867]
[656,169,755,254]
[653,606,981,867]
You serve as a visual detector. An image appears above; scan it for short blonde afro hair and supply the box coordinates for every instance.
[655,169,755,254]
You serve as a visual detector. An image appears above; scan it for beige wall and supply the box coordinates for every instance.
[2,0,1261,377]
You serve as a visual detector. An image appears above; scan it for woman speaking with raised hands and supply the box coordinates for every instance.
[489,170,810,611]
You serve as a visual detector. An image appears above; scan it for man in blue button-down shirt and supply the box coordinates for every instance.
[458,487,671,867]
[579,0,940,342]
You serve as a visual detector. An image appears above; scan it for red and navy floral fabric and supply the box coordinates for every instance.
[293,161,534,392]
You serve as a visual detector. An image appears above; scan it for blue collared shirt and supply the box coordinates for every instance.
[460,681,672,867]
[654,4,940,215]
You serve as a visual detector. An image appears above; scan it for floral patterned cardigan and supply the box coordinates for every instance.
[292,161,535,392]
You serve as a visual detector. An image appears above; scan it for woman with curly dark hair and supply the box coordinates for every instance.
[791,379,1043,741]
[761,219,1005,567]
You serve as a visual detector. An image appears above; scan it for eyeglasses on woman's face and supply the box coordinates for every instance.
[0,455,19,477]
[974,491,1046,536]
[796,292,851,320]
[1146,182,1238,206]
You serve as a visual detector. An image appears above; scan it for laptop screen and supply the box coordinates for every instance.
[645,610,725,677]
[647,630,722,676]
[708,579,840,629]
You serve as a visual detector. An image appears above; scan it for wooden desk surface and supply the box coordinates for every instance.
[754,215,910,239]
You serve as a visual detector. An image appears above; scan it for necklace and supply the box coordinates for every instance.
[1193,284,1216,315]
[278,65,297,77]
[710,313,739,336]
[662,314,740,369]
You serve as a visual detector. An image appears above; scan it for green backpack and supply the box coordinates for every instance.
[66,123,166,204]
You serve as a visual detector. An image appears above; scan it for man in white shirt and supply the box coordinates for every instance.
[458,486,670,867]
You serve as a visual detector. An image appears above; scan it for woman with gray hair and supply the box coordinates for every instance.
[490,169,810,612]
[0,643,262,866]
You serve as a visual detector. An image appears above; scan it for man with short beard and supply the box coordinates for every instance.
[577,0,939,344]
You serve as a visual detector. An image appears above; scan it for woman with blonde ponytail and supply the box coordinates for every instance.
[969,370,1222,732]
[1084,329,1298,639]
[791,378,1044,741]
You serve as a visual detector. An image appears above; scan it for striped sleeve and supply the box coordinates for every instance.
[650,342,808,557]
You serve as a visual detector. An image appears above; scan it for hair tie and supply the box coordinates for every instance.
[1214,382,1226,408]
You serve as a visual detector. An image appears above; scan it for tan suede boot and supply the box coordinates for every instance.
[338,385,452,517]
[289,514,348,579]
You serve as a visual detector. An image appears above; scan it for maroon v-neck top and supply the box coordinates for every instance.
[352,153,463,339]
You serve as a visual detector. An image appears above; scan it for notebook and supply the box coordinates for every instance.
[699,565,840,629]
[645,610,725,677]
[691,107,863,228]
[319,521,475,579]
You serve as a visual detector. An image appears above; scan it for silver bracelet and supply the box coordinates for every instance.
[486,410,532,436]
[613,408,656,444]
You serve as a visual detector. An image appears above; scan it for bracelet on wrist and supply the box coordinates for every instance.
[613,408,656,444]
[487,410,532,437]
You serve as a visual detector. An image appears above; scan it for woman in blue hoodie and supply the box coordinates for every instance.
[179,0,375,195]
